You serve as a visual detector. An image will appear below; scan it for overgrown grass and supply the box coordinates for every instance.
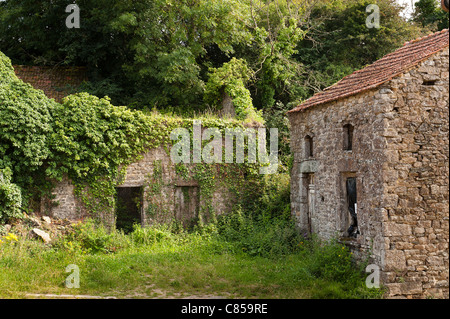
[0,214,383,299]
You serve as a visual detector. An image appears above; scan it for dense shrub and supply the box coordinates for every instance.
[0,168,23,223]
[304,238,362,283]
[0,51,56,189]
[215,207,301,258]
[55,219,131,254]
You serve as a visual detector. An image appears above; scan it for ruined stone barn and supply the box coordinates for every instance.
[42,145,243,231]
[288,29,449,298]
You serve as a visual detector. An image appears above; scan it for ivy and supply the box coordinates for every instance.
[1,49,267,222]
[0,168,23,223]
[0,51,55,191]
[205,58,264,124]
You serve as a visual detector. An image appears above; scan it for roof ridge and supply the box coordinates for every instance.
[404,29,449,46]
[289,29,449,114]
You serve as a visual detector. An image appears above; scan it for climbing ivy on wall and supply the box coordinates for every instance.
[0,51,56,195]
[1,49,268,221]
[0,168,23,223]
[205,58,264,124]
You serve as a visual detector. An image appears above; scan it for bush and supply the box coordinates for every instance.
[216,207,301,258]
[56,219,130,254]
[130,224,174,246]
[304,237,363,283]
[0,168,23,223]
[0,51,55,190]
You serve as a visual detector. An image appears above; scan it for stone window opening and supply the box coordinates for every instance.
[422,80,437,86]
[175,185,200,229]
[304,135,314,158]
[343,124,354,152]
[116,187,144,233]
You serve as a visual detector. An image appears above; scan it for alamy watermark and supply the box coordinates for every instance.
[365,264,380,289]
[66,4,80,29]
[170,121,279,175]
[366,4,380,29]
[65,264,80,289]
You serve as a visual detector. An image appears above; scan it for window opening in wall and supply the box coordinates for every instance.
[175,186,200,229]
[422,80,437,86]
[305,135,314,158]
[116,187,143,234]
[346,177,359,238]
[302,173,315,235]
[343,124,354,151]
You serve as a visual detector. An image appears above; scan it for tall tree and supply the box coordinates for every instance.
[294,0,424,100]
[413,0,449,31]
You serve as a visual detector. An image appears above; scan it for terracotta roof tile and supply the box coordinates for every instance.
[289,29,449,113]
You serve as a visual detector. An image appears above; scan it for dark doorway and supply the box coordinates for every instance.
[116,187,143,233]
[175,186,200,229]
[346,178,359,238]
[303,173,315,235]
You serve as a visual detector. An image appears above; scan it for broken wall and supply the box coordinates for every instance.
[42,146,239,229]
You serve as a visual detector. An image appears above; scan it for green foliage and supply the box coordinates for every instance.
[205,58,263,123]
[130,224,175,246]
[57,219,127,254]
[262,101,292,168]
[0,168,23,223]
[110,0,253,109]
[305,238,360,282]
[294,0,424,101]
[1,0,432,116]
[216,209,301,258]
[214,173,296,258]
[46,93,154,182]
[413,0,449,30]
[0,51,56,189]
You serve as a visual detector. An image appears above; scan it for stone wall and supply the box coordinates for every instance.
[289,48,449,298]
[42,146,238,228]
[13,65,87,102]
[289,86,387,268]
[380,48,449,298]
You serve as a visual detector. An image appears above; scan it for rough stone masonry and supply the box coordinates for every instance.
[288,30,449,299]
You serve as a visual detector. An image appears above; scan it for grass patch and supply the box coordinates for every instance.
[0,216,383,299]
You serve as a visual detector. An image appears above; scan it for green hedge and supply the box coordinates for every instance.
[0,168,23,223]
[0,51,55,189]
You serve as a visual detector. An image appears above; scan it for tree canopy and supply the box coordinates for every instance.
[413,0,449,31]
[0,0,428,113]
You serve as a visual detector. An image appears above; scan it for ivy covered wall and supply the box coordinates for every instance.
[1,49,264,227]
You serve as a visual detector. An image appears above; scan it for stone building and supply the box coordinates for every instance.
[42,145,240,231]
[288,29,449,298]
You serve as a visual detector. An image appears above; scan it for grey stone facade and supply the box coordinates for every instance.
[42,146,237,228]
[289,48,449,298]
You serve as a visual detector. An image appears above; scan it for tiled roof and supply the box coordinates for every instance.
[289,29,449,113]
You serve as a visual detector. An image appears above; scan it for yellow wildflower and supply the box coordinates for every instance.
[3,233,18,242]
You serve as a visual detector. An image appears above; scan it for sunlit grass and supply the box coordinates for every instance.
[0,220,384,299]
